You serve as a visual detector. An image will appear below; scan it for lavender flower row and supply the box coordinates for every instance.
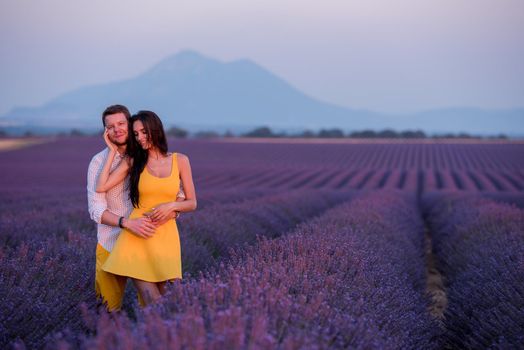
[0,186,271,249]
[1,189,347,348]
[0,231,95,349]
[178,189,349,274]
[76,190,439,349]
[423,194,524,348]
[196,188,270,209]
[3,138,523,195]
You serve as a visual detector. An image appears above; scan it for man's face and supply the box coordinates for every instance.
[104,113,128,146]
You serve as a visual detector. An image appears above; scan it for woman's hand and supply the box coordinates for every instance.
[103,129,118,153]
[95,134,130,193]
[147,202,176,223]
[149,211,177,227]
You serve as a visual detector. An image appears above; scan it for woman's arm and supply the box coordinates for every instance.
[95,130,131,193]
[175,153,197,211]
[148,153,197,221]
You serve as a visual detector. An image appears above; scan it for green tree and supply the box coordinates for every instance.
[318,128,344,138]
[166,126,188,138]
[244,126,274,137]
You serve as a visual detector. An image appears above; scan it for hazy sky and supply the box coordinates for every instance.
[1,0,523,115]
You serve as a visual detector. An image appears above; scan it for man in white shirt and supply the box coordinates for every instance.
[87,104,183,310]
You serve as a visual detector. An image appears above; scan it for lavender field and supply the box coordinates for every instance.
[1,136,523,349]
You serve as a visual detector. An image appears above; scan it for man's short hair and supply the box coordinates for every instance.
[102,105,131,127]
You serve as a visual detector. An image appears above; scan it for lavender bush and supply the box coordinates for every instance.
[1,137,523,195]
[0,231,95,348]
[423,194,524,348]
[74,190,440,349]
[196,188,270,209]
[1,137,523,348]
[0,189,92,248]
[0,188,346,348]
[178,189,349,273]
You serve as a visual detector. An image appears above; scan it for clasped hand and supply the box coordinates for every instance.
[126,213,172,239]
[145,202,175,223]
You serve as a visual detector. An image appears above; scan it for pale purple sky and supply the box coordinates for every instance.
[1,0,523,115]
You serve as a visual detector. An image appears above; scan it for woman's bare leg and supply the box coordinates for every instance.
[157,281,168,296]
[132,279,161,306]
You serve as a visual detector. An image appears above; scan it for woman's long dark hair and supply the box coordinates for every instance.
[127,110,169,208]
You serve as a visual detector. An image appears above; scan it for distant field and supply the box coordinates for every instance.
[1,136,523,194]
[223,136,524,144]
[1,136,523,349]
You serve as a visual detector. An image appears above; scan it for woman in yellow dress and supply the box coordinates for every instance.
[96,110,197,305]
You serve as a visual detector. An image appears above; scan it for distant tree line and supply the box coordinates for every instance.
[0,126,510,140]
[239,126,509,140]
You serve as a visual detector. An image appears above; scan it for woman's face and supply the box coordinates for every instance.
[133,120,151,150]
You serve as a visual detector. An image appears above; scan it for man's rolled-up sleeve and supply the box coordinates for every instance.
[87,155,107,224]
[176,181,186,199]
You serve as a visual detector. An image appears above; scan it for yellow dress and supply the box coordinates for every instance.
[102,153,182,282]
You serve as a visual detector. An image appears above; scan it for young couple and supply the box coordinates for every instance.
[87,105,196,310]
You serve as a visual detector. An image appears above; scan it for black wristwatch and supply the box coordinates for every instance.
[118,216,125,228]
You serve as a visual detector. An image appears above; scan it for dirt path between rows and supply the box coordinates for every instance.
[425,226,447,321]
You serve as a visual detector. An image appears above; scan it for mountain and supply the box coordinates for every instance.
[0,51,383,131]
[1,50,523,136]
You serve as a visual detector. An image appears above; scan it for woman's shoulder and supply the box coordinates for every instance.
[174,152,190,169]
[174,152,189,161]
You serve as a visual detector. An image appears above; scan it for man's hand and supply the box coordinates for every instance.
[123,217,156,238]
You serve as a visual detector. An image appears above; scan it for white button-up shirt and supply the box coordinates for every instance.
[87,148,133,252]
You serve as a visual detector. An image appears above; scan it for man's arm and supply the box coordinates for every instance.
[87,155,108,224]
[100,210,121,227]
[101,210,156,238]
[174,183,186,218]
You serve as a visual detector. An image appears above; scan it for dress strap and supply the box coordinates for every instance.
[171,153,178,178]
